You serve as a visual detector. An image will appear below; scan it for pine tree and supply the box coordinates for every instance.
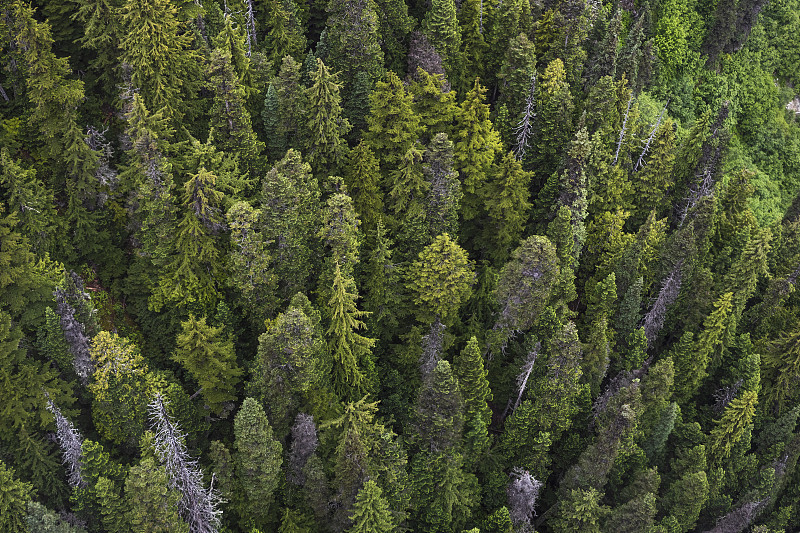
[347,480,397,533]
[453,79,503,221]
[407,234,475,325]
[303,58,351,175]
[118,0,200,123]
[0,460,33,533]
[174,315,242,415]
[233,398,283,529]
[125,457,188,533]
[326,262,377,400]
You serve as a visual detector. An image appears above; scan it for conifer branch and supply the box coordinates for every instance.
[634,99,668,172]
[514,73,536,160]
[613,94,634,166]
[642,262,683,346]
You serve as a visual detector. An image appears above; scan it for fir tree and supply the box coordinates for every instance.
[408,68,458,143]
[325,0,385,85]
[233,398,283,529]
[344,142,383,239]
[482,151,532,262]
[529,58,574,185]
[407,234,475,325]
[326,262,377,400]
[174,315,242,415]
[347,480,397,533]
[423,133,462,240]
[0,461,33,533]
[421,0,462,81]
[374,0,414,74]
[453,336,492,464]
[498,33,537,124]
[274,56,307,150]
[362,218,402,339]
[262,0,306,66]
[453,79,503,221]
[125,457,188,533]
[262,83,287,161]
[303,58,351,175]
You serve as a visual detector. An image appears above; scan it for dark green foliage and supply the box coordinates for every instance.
[0,461,32,533]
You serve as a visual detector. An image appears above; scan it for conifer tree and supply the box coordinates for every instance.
[72,0,123,96]
[206,48,263,174]
[454,336,492,464]
[347,480,397,533]
[118,0,199,123]
[709,389,758,463]
[317,188,362,304]
[458,0,487,89]
[482,151,532,262]
[374,0,414,74]
[362,218,402,340]
[125,457,188,533]
[414,359,465,452]
[88,332,151,445]
[631,117,676,225]
[325,0,385,85]
[453,79,503,221]
[260,149,321,301]
[498,33,537,123]
[408,69,457,142]
[249,294,328,434]
[582,273,617,394]
[226,201,277,327]
[763,324,800,415]
[491,236,559,353]
[233,398,283,529]
[530,59,574,184]
[421,0,462,81]
[262,83,287,161]
[275,56,307,150]
[344,142,383,239]
[423,133,462,240]
[365,71,423,177]
[262,0,306,66]
[174,315,242,415]
[551,488,606,533]
[407,234,475,325]
[303,58,351,175]
[485,0,532,91]
[326,262,377,400]
[150,168,225,313]
[386,143,428,254]
[0,460,32,533]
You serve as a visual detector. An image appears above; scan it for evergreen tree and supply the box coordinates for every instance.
[421,0,462,81]
[481,151,532,262]
[453,336,492,464]
[408,69,458,143]
[762,324,800,415]
[365,71,423,177]
[423,133,462,240]
[303,58,351,175]
[262,0,306,66]
[118,0,200,123]
[326,262,377,400]
[709,389,758,463]
[150,168,226,313]
[407,234,475,325]
[344,142,383,238]
[206,48,263,174]
[529,58,574,185]
[325,0,385,85]
[233,397,283,529]
[453,79,503,221]
[125,457,188,533]
[498,33,537,124]
[347,480,397,533]
[459,0,488,89]
[0,461,33,533]
[374,0,414,74]
[262,82,287,161]
[362,218,402,339]
[260,149,321,301]
[174,315,242,415]
[317,188,362,304]
[274,56,307,150]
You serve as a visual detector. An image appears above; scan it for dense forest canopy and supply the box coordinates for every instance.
[1,0,800,531]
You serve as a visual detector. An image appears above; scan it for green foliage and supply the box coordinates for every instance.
[0,461,33,533]
[174,315,242,414]
[347,480,396,533]
[124,457,187,532]
[233,398,283,528]
[407,234,475,325]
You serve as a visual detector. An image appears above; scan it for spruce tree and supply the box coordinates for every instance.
[481,151,532,262]
[529,58,574,185]
[408,68,458,142]
[0,460,32,533]
[453,336,492,464]
[344,142,383,239]
[118,0,200,123]
[303,58,351,175]
[275,56,307,150]
[125,457,188,533]
[347,480,397,533]
[325,0,385,85]
[374,0,414,74]
[407,234,475,325]
[423,133,462,240]
[174,315,242,415]
[362,218,402,340]
[497,33,537,123]
[262,82,287,161]
[233,398,283,529]
[262,0,306,66]
[421,0,462,81]
[453,79,503,221]
[326,262,377,400]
